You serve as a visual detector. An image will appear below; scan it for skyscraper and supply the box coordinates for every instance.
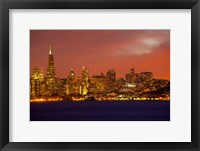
[32,67,44,82]
[30,67,44,97]
[66,68,75,95]
[46,45,57,95]
[81,65,89,95]
[82,65,89,86]
[68,68,75,83]
[47,45,56,80]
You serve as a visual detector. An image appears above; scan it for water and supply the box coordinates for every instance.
[30,101,170,121]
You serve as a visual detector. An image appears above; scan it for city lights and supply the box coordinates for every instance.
[30,45,170,102]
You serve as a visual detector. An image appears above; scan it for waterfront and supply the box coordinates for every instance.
[30,100,170,121]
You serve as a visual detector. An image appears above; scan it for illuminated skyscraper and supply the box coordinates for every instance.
[46,45,57,95]
[47,45,56,81]
[66,68,75,95]
[68,68,75,83]
[89,74,107,93]
[82,65,89,86]
[30,79,40,97]
[81,65,89,95]
[30,67,44,97]
[32,67,44,81]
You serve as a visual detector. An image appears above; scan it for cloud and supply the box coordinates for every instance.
[115,38,165,56]
[143,38,161,47]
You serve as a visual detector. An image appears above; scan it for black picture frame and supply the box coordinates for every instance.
[0,0,199,150]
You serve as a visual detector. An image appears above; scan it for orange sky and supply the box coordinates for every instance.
[30,30,170,80]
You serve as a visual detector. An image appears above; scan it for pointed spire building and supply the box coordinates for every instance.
[47,44,56,80]
[46,44,56,95]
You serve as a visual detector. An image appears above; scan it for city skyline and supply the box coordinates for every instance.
[30,30,170,80]
[30,30,170,121]
[30,42,169,101]
[31,61,154,81]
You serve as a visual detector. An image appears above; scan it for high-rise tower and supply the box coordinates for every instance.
[82,65,89,86]
[68,68,75,82]
[46,45,56,95]
[81,65,89,95]
[32,67,44,82]
[47,45,56,80]
[30,67,44,97]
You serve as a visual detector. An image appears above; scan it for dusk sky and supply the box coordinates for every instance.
[30,30,170,80]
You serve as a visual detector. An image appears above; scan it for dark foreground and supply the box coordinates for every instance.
[30,101,170,121]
